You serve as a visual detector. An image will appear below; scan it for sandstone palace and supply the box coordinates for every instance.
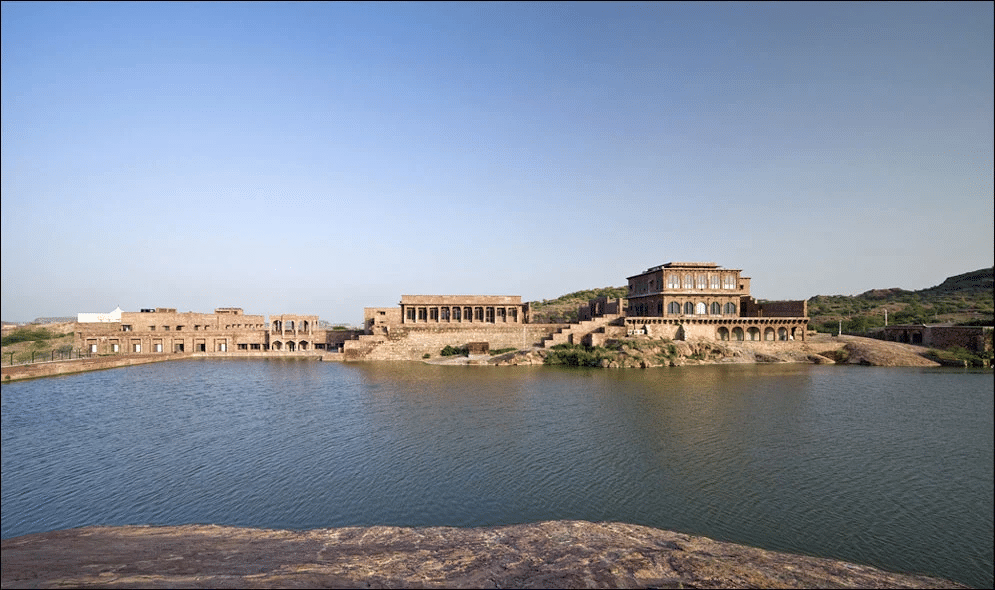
[74,262,810,361]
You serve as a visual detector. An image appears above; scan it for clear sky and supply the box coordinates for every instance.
[2,2,992,324]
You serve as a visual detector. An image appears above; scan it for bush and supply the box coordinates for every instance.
[489,347,517,356]
[545,343,613,367]
[440,345,469,357]
[926,347,988,367]
[2,328,57,347]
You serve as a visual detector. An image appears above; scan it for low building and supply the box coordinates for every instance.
[875,324,992,353]
[351,295,558,360]
[75,307,361,355]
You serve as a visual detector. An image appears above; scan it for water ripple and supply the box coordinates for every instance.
[2,362,991,588]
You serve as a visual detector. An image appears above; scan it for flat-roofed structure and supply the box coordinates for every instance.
[75,307,360,355]
[398,295,525,325]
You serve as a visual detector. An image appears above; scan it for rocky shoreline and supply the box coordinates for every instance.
[431,335,943,368]
[0,520,965,589]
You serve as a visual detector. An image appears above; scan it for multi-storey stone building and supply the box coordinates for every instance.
[623,262,808,341]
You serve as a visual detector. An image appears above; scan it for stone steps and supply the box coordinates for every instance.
[540,314,624,348]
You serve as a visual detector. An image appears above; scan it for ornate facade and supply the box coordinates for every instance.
[624,262,808,341]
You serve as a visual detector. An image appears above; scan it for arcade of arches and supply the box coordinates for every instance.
[625,317,807,342]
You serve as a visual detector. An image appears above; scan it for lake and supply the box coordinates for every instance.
[2,360,992,588]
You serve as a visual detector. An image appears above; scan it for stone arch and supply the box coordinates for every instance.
[272,340,283,351]
[778,327,788,341]
[286,341,296,351]
[299,340,309,350]
[764,327,775,341]
[717,327,730,341]
[732,327,745,341]
[747,327,761,341]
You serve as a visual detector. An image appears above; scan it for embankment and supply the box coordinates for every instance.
[1,354,175,382]
[0,520,963,589]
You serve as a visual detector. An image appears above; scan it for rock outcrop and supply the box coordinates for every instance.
[1,520,963,589]
[477,335,942,368]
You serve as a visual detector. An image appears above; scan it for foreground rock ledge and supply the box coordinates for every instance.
[1,521,962,589]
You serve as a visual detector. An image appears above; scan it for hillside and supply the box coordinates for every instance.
[527,286,627,323]
[807,267,993,333]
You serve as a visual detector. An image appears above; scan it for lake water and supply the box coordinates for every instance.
[2,360,992,588]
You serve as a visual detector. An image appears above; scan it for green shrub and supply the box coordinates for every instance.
[489,347,517,355]
[2,328,57,347]
[545,343,613,367]
[440,345,469,357]
[926,346,988,367]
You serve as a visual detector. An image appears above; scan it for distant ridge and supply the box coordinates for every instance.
[921,267,993,295]
[809,267,993,331]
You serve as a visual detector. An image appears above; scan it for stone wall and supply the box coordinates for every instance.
[344,324,561,361]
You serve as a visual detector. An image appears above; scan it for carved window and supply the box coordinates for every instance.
[710,275,720,289]
[696,302,706,315]
[668,301,681,315]
[711,302,721,315]
[684,302,694,315]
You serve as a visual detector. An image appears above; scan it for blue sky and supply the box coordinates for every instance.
[2,2,992,324]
